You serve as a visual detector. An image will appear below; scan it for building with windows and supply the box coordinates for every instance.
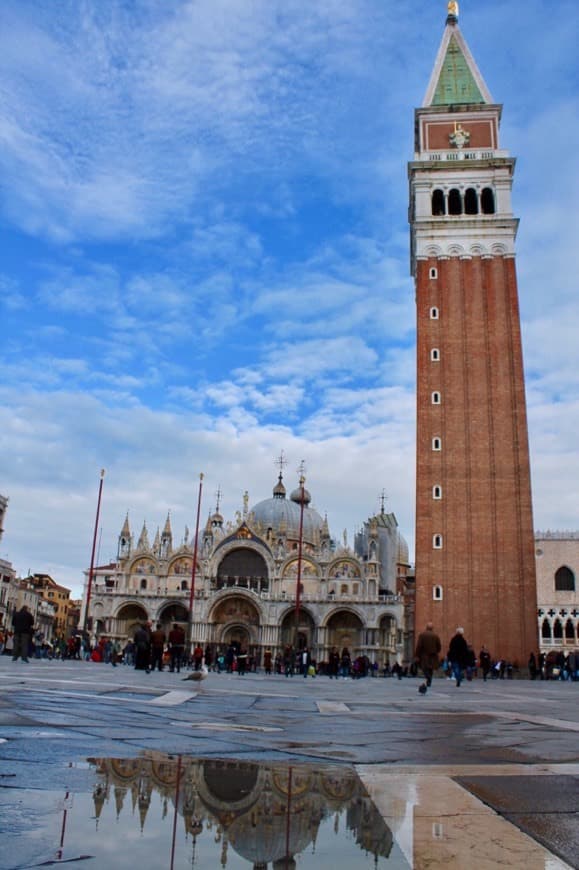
[81,472,410,667]
[0,494,17,631]
[409,5,537,664]
[535,532,579,654]
[27,574,72,640]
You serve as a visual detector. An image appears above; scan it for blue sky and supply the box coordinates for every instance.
[1,0,578,597]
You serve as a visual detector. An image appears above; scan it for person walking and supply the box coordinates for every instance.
[11,605,35,662]
[447,627,469,687]
[150,623,166,671]
[168,624,185,673]
[414,621,441,693]
[134,623,151,672]
[237,647,248,675]
[479,646,492,682]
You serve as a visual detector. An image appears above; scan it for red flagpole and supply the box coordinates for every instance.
[294,467,306,651]
[188,473,204,653]
[82,469,105,638]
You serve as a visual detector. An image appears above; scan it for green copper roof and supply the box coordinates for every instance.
[432,35,486,105]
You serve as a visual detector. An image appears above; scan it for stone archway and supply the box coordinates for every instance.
[280,608,315,651]
[210,595,261,655]
[115,602,149,640]
[216,547,269,593]
[157,602,189,634]
[325,610,364,656]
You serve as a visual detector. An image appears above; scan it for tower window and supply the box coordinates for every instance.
[432,190,445,216]
[464,188,478,214]
[431,391,441,404]
[481,187,495,214]
[432,437,442,451]
[433,585,443,601]
[432,485,442,499]
[430,307,439,319]
[555,566,575,592]
[431,348,440,361]
[448,188,462,215]
[433,534,443,549]
[429,267,438,279]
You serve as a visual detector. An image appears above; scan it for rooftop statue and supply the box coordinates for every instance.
[448,1,459,17]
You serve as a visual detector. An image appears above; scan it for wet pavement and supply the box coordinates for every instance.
[0,659,577,868]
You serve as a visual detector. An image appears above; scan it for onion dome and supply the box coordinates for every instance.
[273,474,286,498]
[290,484,311,506]
[250,476,324,545]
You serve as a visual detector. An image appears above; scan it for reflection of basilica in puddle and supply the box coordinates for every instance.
[85,754,396,868]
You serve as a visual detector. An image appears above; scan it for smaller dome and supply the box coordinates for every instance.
[273,475,286,498]
[397,532,410,564]
[290,485,311,506]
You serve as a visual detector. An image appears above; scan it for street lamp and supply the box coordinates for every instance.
[82,469,105,640]
[188,473,204,653]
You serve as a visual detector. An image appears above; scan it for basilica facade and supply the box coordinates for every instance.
[82,473,410,667]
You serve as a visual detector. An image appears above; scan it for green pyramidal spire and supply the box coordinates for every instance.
[423,14,493,109]
[432,34,485,105]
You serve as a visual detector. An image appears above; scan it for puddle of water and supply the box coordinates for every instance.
[0,755,410,869]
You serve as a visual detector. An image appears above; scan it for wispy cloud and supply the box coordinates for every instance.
[0,0,578,595]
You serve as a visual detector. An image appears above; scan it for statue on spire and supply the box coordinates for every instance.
[447,1,459,18]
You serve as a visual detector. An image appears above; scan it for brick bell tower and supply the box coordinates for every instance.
[409,3,538,665]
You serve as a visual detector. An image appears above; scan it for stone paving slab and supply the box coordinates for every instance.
[1,659,578,867]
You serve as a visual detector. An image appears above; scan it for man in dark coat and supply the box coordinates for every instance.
[150,623,166,671]
[12,605,35,662]
[447,627,469,687]
[479,646,492,681]
[414,622,441,691]
[168,624,185,673]
[134,623,151,672]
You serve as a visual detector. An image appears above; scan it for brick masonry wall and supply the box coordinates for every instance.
[415,254,538,665]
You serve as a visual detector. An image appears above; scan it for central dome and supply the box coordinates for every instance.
[250,476,324,544]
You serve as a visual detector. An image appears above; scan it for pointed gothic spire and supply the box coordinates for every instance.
[120,513,130,538]
[162,512,172,536]
[117,513,132,560]
[423,10,493,107]
[153,527,160,554]
[137,521,150,550]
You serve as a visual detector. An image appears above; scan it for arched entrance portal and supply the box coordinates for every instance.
[280,608,315,651]
[158,603,189,633]
[210,596,261,657]
[326,610,364,656]
[115,603,149,640]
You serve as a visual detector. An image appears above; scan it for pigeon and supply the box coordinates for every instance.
[183,667,208,682]
[418,683,428,695]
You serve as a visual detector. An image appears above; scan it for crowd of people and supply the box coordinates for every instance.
[2,607,578,684]
[414,621,579,693]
